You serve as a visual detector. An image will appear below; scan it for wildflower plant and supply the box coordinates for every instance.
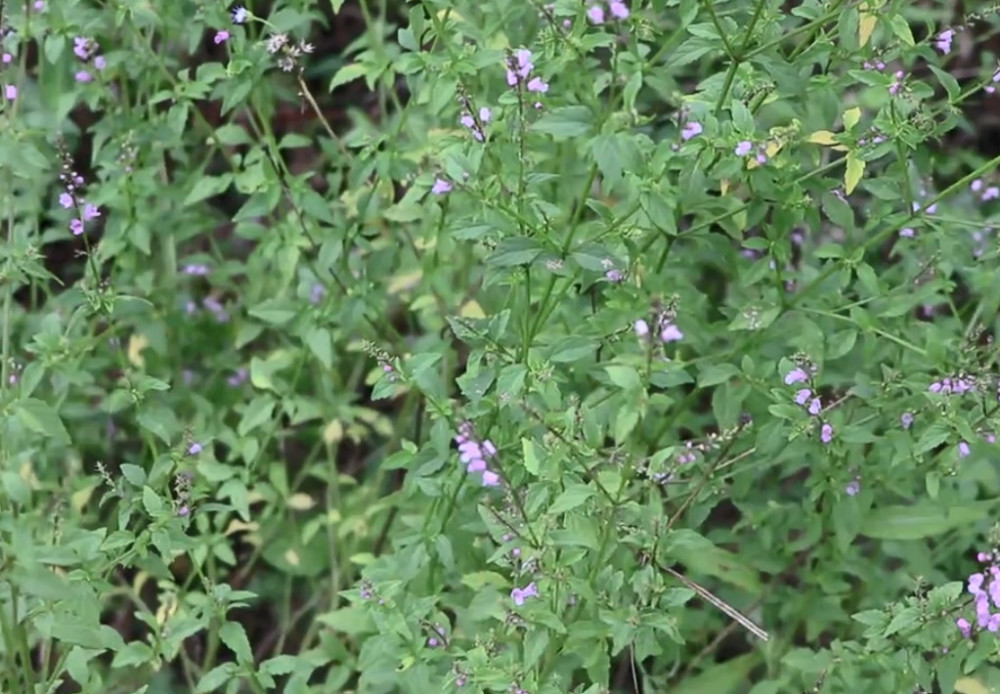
[4,0,1000,693]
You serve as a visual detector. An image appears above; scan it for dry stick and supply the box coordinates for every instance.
[659,561,770,642]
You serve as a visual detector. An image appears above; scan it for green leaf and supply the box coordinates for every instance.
[888,14,914,46]
[136,403,179,446]
[531,106,594,139]
[219,621,253,663]
[142,486,165,517]
[329,62,367,90]
[14,398,71,444]
[522,438,541,476]
[249,298,299,325]
[486,237,544,267]
[548,484,595,515]
[119,464,147,487]
[238,395,276,436]
[183,174,233,207]
[672,654,757,694]
[196,664,237,693]
[590,133,641,190]
[860,501,993,540]
[606,365,641,391]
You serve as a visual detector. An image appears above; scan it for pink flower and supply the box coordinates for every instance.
[660,323,683,342]
[957,617,972,638]
[609,0,629,18]
[735,140,753,156]
[482,470,500,486]
[681,122,703,141]
[527,77,548,93]
[511,582,539,606]
[934,29,954,55]
[1,53,11,64]
[587,5,605,23]
[821,423,834,444]
[794,388,812,405]
[4,84,17,101]
[784,367,808,385]
[431,178,452,195]
[214,30,230,44]
[75,71,92,83]
[959,441,971,458]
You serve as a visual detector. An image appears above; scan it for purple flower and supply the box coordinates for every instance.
[587,5,605,23]
[735,140,753,156]
[214,30,230,44]
[959,441,971,458]
[794,388,812,405]
[1,53,11,64]
[227,367,248,386]
[60,192,75,209]
[957,617,972,638]
[901,412,914,429]
[94,55,106,70]
[75,71,93,83]
[188,442,203,455]
[821,423,834,444]
[70,219,85,236]
[808,397,822,416]
[934,29,955,54]
[634,319,649,337]
[431,178,452,195]
[511,581,539,606]
[984,186,1000,201]
[527,77,549,93]
[609,0,629,18]
[480,106,492,122]
[845,478,860,496]
[681,122,703,141]
[232,5,248,23]
[73,37,90,60]
[177,505,190,517]
[33,0,44,9]
[427,637,439,648]
[310,283,326,304]
[4,84,16,101]
[83,203,100,221]
[784,367,808,385]
[660,323,683,342]
[505,49,534,86]
[899,227,915,238]
[482,470,500,486]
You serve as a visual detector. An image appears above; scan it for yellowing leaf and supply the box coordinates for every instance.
[387,270,423,294]
[284,549,300,567]
[460,300,485,318]
[128,334,150,368]
[859,11,877,47]
[72,484,97,512]
[843,107,861,131]
[155,593,177,626]
[287,493,316,511]
[845,153,866,195]
[225,519,260,536]
[19,462,39,489]
[956,677,990,694]
[323,419,344,444]
[807,130,838,145]
[720,179,730,195]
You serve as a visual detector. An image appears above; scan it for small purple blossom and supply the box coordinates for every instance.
[784,367,808,385]
[83,203,100,221]
[605,269,624,282]
[232,5,248,23]
[482,470,501,486]
[681,122,703,141]
[587,5,605,23]
[59,192,74,209]
[634,319,650,338]
[899,227,915,238]
[94,55,106,70]
[506,49,534,86]
[479,106,492,122]
[69,219,85,236]
[735,140,753,156]
[1,53,11,64]
[957,617,972,638]
[188,442,203,455]
[227,367,248,386]
[901,412,914,429]
[845,478,860,496]
[660,323,683,343]
[34,1,44,9]
[889,70,905,96]
[959,441,971,458]
[794,388,812,406]
[821,423,834,444]
[808,397,822,416]
[310,283,326,304]
[75,71,92,83]
[934,29,955,55]
[511,581,539,606]
[73,37,90,60]
[609,0,629,18]
[184,264,210,276]
[214,30,230,44]
[527,77,549,93]
[432,178,452,195]
[4,84,16,101]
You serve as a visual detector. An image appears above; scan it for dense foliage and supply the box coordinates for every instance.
[3,0,1000,692]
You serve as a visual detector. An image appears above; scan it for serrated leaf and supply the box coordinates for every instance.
[219,622,253,663]
[14,398,71,444]
[548,484,595,515]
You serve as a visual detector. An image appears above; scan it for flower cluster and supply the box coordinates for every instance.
[634,309,683,344]
[1,51,15,101]
[263,33,314,72]
[505,49,548,94]
[784,364,834,443]
[586,0,629,23]
[957,555,1000,637]
[888,70,905,96]
[927,375,976,396]
[735,139,768,165]
[73,36,106,83]
[459,106,491,142]
[57,145,101,237]
[862,58,886,71]
[971,179,1000,202]
[455,421,501,487]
